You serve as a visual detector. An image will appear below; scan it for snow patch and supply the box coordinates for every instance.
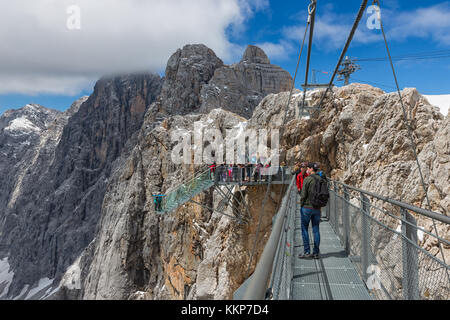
[5,117,41,133]
[424,95,450,117]
[60,256,81,290]
[0,257,14,299]
[24,277,54,300]
[363,144,369,151]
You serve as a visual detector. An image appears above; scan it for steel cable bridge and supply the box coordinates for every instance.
[156,167,449,300]
[155,0,450,300]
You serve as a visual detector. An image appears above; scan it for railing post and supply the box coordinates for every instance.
[360,193,370,282]
[401,208,419,300]
[325,180,330,221]
[343,186,350,255]
[332,182,338,228]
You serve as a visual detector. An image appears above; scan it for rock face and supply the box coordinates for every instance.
[151,44,293,119]
[58,107,285,300]
[253,83,449,298]
[0,73,163,299]
[200,45,294,119]
[0,104,62,219]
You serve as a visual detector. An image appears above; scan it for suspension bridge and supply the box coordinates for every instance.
[154,0,450,300]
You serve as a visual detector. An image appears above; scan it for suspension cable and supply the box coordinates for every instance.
[244,0,314,280]
[317,0,369,109]
[373,0,449,282]
[300,0,317,118]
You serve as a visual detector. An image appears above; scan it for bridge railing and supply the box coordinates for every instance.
[328,179,450,300]
[241,176,297,300]
[213,165,291,185]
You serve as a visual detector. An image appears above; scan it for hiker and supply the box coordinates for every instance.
[245,163,252,182]
[218,163,225,182]
[279,162,286,181]
[299,162,327,260]
[296,162,309,194]
[228,164,233,182]
[153,194,158,211]
[232,163,239,182]
[316,162,327,180]
[239,164,245,183]
[257,162,263,182]
[264,162,271,182]
[153,194,165,212]
[220,163,226,182]
[209,162,216,180]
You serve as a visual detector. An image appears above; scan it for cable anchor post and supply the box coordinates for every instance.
[307,0,316,23]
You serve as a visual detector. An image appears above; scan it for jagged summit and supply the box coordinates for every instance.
[240,45,271,64]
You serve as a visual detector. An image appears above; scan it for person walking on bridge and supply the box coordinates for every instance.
[299,162,322,259]
[296,162,309,194]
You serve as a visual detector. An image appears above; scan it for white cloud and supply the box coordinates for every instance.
[0,0,264,95]
[267,3,450,55]
[387,3,450,45]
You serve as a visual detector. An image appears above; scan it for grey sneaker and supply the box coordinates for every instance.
[298,253,313,259]
[313,253,320,259]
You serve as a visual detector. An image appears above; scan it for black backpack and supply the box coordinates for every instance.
[309,175,330,208]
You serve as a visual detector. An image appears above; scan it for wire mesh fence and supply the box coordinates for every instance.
[328,181,450,300]
[269,179,297,300]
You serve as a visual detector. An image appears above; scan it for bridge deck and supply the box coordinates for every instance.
[291,207,372,300]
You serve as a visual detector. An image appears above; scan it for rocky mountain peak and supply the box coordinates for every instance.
[158,44,224,116]
[240,45,271,64]
[64,96,89,118]
[200,45,293,119]
[0,104,61,135]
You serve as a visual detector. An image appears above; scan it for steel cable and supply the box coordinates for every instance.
[373,0,450,284]
[244,0,314,280]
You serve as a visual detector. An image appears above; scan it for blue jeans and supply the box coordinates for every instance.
[301,207,321,255]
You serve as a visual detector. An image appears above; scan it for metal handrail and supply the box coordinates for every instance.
[242,177,296,300]
[329,179,450,225]
[329,179,449,300]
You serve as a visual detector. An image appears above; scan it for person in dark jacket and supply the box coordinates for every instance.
[218,163,225,182]
[239,164,245,182]
[299,162,322,259]
[232,163,239,182]
[245,163,251,182]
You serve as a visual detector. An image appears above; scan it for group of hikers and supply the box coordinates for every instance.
[208,162,288,183]
[153,193,165,212]
[295,161,330,260]
[153,160,330,262]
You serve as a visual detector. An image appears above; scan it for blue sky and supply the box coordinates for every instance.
[1,0,449,115]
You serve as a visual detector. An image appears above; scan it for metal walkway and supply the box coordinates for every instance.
[158,167,292,214]
[237,176,450,300]
[292,206,371,300]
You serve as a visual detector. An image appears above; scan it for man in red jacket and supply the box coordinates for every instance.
[296,162,309,194]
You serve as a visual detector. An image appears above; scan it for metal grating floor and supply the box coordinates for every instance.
[291,210,372,300]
